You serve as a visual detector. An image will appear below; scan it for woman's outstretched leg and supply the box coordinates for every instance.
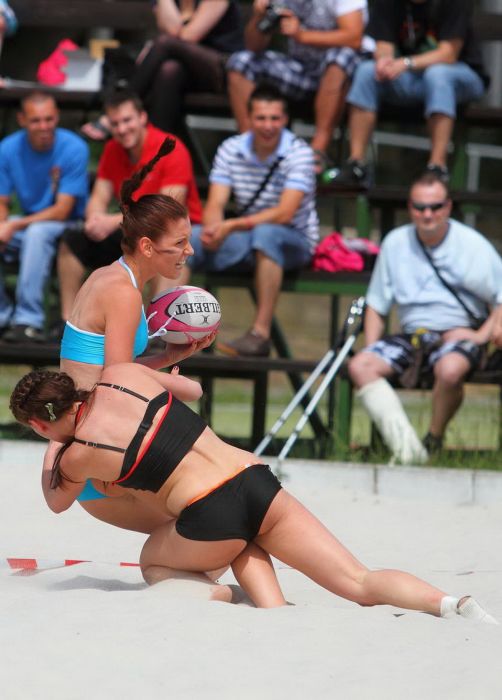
[255,490,478,616]
[231,542,287,608]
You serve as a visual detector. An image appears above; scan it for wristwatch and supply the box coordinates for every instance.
[403,56,415,70]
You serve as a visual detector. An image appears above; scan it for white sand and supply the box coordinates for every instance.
[2,443,502,699]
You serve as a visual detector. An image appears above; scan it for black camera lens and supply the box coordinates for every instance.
[257,6,282,33]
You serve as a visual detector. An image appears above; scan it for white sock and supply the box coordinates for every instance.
[457,596,499,625]
[440,595,499,624]
[440,595,459,618]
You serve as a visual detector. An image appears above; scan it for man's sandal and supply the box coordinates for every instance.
[80,117,111,141]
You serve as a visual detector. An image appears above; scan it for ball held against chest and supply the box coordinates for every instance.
[146,286,221,344]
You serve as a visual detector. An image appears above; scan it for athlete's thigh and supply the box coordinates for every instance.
[255,490,366,585]
[140,520,247,573]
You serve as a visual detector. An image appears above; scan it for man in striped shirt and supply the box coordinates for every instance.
[179,84,319,357]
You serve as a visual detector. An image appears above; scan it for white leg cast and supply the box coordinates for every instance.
[357,378,428,465]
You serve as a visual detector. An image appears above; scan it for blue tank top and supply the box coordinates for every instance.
[60,257,148,364]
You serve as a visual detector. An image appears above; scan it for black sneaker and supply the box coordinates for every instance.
[425,163,450,183]
[325,158,370,189]
[2,324,47,343]
[423,431,443,455]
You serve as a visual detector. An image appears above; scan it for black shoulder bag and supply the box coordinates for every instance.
[416,231,486,329]
[229,155,284,218]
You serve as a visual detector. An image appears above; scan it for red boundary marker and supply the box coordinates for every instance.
[3,557,140,571]
[2,557,290,572]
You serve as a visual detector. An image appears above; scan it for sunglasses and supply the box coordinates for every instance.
[410,200,448,212]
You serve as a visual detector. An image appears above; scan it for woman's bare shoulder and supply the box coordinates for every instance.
[85,262,134,293]
[77,264,141,313]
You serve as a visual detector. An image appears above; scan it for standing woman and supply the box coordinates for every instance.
[58,137,212,513]
[59,137,206,390]
[46,139,228,599]
[82,0,244,138]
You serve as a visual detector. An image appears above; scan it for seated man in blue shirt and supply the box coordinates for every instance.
[0,91,89,343]
[165,84,319,357]
[348,172,502,464]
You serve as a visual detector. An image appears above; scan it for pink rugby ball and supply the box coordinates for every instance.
[146,286,221,344]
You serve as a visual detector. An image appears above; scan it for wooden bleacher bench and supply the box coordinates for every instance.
[0,0,155,116]
[0,269,369,452]
[0,339,319,449]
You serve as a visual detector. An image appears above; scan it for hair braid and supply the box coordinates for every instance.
[10,370,90,424]
[118,136,188,253]
[119,137,176,214]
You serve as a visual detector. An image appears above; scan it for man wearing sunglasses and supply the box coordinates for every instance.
[348,172,502,464]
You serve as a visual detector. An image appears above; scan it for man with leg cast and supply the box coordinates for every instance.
[348,172,502,463]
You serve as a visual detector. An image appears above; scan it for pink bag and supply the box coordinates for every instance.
[37,39,79,86]
[312,232,366,273]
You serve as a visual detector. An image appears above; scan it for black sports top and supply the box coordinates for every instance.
[74,382,207,492]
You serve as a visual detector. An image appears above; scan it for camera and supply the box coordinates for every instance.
[257,3,283,34]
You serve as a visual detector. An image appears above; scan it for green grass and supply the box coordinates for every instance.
[200,377,502,469]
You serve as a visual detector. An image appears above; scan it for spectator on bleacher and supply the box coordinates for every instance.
[491,307,502,348]
[167,83,318,358]
[81,0,244,139]
[348,172,502,464]
[226,0,371,174]
[54,90,202,337]
[333,0,488,187]
[0,91,88,344]
[0,1,17,45]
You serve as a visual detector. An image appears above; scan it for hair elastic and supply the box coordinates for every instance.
[45,402,57,422]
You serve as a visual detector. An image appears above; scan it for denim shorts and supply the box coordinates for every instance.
[347,59,485,119]
[188,223,313,272]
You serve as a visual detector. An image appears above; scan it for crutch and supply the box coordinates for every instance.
[254,296,365,457]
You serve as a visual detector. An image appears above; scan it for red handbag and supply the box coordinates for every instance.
[36,38,79,86]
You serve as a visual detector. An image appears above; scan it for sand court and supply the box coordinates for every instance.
[2,441,502,699]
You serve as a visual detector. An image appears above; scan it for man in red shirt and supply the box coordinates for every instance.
[54,90,202,332]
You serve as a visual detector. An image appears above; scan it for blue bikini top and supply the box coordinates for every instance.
[60,257,148,365]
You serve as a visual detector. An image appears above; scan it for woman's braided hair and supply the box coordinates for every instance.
[10,370,92,488]
[119,137,188,253]
[10,370,90,425]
